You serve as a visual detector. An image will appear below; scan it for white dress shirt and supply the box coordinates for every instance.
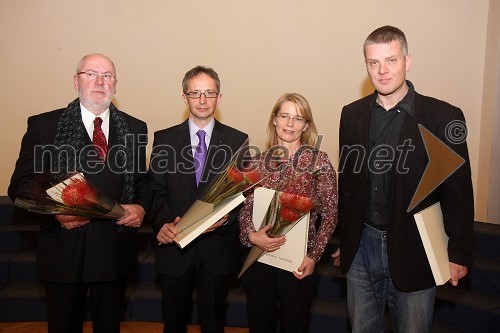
[80,104,110,142]
[188,118,215,155]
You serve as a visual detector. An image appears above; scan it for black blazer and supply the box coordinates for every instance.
[149,119,248,276]
[8,104,151,283]
[338,92,474,292]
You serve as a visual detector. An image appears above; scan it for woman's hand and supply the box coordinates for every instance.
[293,256,316,279]
[248,224,286,252]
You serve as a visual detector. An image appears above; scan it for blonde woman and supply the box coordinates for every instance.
[238,93,338,333]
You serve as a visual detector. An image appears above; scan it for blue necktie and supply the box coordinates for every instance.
[194,130,207,185]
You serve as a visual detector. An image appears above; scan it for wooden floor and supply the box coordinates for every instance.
[0,322,249,333]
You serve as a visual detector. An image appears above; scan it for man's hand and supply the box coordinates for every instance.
[248,224,286,252]
[157,217,181,244]
[449,262,468,286]
[203,214,229,233]
[56,215,90,230]
[331,248,341,267]
[293,256,316,280]
[116,204,145,228]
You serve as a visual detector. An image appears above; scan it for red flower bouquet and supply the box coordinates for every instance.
[239,189,314,277]
[60,178,97,207]
[173,140,269,248]
[200,164,265,207]
[269,192,314,233]
[14,173,125,219]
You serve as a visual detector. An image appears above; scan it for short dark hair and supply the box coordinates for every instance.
[364,25,408,57]
[182,66,221,93]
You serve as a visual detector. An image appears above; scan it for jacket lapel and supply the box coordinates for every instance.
[356,106,371,179]
[106,115,117,152]
[197,120,226,195]
[392,95,423,180]
[175,120,197,189]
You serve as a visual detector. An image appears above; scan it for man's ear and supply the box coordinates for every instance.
[73,75,79,91]
[182,93,189,106]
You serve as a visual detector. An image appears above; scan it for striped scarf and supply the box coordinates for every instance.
[52,98,134,204]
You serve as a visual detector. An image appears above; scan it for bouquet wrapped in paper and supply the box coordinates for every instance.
[238,189,314,277]
[173,141,268,248]
[14,173,125,219]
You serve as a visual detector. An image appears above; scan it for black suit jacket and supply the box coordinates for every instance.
[8,103,151,283]
[149,119,248,276]
[338,91,474,292]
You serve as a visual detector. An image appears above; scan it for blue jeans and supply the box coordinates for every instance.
[346,224,436,333]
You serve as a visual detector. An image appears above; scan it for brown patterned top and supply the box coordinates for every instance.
[238,147,338,263]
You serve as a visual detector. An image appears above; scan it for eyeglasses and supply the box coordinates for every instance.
[185,91,219,99]
[275,113,307,124]
[77,71,116,82]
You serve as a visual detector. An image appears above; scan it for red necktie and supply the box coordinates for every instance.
[93,117,107,160]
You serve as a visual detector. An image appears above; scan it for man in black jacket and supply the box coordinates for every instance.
[8,53,151,333]
[333,26,474,332]
[149,66,247,333]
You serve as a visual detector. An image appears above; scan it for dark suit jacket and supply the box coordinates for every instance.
[8,103,151,283]
[338,91,474,292]
[149,119,248,276]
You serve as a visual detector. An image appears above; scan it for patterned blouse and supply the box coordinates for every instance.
[238,147,338,263]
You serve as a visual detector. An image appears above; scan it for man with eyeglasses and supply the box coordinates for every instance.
[149,65,248,333]
[8,53,151,333]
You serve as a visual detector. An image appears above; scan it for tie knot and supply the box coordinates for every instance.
[94,117,103,128]
[197,130,206,143]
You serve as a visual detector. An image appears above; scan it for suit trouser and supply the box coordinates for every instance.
[45,279,127,333]
[159,250,232,333]
[244,261,318,333]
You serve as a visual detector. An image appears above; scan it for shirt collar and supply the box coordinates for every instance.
[370,80,415,116]
[188,118,215,142]
[80,103,110,125]
[80,104,110,140]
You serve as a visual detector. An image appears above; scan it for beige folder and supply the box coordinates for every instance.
[252,187,309,274]
[413,202,451,285]
[174,193,245,249]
